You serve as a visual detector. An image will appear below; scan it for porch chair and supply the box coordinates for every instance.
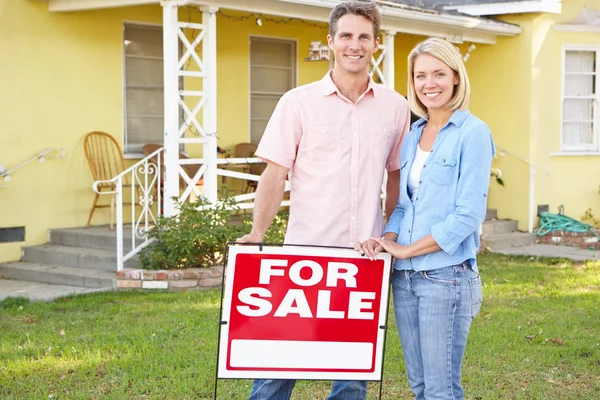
[234,142,265,193]
[83,131,132,229]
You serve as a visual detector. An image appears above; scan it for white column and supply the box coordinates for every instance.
[162,1,180,216]
[201,6,219,202]
[382,30,396,90]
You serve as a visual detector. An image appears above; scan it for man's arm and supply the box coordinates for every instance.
[385,169,400,221]
[236,161,289,243]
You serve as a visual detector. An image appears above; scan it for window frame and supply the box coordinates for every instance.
[560,45,600,153]
[248,35,298,144]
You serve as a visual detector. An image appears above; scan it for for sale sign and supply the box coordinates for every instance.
[217,245,392,381]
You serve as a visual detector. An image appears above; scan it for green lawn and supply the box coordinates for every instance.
[1,253,599,399]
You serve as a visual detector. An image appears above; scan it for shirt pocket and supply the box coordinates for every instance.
[369,125,393,159]
[429,156,457,186]
[309,125,338,162]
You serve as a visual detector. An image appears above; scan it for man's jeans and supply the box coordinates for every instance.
[391,263,482,400]
[248,379,367,400]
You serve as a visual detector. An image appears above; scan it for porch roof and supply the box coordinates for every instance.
[42,0,522,44]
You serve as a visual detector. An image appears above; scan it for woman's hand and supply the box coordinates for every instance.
[353,239,383,261]
[371,236,411,259]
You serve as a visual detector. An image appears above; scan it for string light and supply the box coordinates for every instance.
[462,43,476,63]
[216,10,328,29]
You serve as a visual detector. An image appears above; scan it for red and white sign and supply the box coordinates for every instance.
[217,245,392,380]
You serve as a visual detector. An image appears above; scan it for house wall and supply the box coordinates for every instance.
[0,1,166,263]
[528,0,600,224]
[465,14,535,230]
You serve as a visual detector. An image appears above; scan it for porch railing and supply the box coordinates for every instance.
[93,148,291,271]
[0,147,66,184]
[93,147,163,271]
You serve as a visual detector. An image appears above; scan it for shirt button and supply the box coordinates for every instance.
[383,128,387,133]
[423,164,426,168]
[408,229,411,233]
[352,188,357,192]
[419,180,422,184]
[351,216,355,220]
[415,197,418,201]
[352,160,357,164]
[322,129,326,133]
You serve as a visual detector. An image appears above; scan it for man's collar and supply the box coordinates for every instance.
[322,70,377,97]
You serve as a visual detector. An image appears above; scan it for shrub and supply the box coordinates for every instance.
[139,195,289,270]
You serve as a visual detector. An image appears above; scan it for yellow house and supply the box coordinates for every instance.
[0,0,598,266]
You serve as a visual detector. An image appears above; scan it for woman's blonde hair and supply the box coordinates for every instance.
[407,37,471,119]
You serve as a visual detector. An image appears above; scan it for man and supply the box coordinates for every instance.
[236,1,411,399]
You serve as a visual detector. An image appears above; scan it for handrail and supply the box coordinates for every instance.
[93,147,164,271]
[1,147,66,183]
[495,145,536,233]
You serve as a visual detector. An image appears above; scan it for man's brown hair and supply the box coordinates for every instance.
[329,1,381,40]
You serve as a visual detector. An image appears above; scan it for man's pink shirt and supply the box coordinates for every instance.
[256,72,411,247]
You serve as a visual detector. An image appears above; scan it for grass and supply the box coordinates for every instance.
[0,253,599,399]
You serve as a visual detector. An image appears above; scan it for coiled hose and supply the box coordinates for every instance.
[537,211,600,239]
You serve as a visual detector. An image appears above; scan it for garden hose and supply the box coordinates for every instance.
[537,211,600,239]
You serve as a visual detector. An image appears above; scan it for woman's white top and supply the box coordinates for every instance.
[407,145,431,200]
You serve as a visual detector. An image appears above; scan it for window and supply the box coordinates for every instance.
[561,48,599,152]
[123,24,165,154]
[250,37,296,144]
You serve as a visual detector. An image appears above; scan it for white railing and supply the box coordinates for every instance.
[0,147,66,184]
[93,147,163,271]
[215,157,290,209]
[94,148,291,270]
[495,145,535,233]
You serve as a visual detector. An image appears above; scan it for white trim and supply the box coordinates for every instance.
[444,1,561,16]
[550,151,600,157]
[559,45,600,153]
[554,25,600,33]
[47,0,521,44]
[49,0,159,12]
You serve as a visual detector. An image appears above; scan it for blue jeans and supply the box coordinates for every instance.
[391,263,482,400]
[248,379,367,400]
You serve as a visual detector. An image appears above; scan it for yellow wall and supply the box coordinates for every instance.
[529,0,600,222]
[466,15,535,230]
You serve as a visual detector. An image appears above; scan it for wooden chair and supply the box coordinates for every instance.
[84,131,131,229]
[234,142,265,193]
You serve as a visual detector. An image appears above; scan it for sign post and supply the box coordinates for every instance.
[216,244,392,391]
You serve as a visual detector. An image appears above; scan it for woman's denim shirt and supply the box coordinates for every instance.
[384,109,495,273]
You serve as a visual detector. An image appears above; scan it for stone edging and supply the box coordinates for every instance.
[116,266,225,290]
[537,230,600,250]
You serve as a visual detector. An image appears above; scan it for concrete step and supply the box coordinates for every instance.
[481,232,538,251]
[49,226,134,251]
[0,262,115,289]
[485,209,498,221]
[481,219,518,235]
[22,244,140,271]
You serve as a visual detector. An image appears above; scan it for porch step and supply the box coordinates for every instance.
[49,226,134,251]
[481,232,538,251]
[22,244,140,271]
[0,262,115,289]
[485,208,498,221]
[481,219,518,235]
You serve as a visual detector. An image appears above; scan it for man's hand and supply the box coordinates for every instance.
[236,232,264,244]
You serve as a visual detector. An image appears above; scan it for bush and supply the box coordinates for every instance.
[139,195,289,270]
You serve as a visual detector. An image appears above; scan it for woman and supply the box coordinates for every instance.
[358,37,495,399]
